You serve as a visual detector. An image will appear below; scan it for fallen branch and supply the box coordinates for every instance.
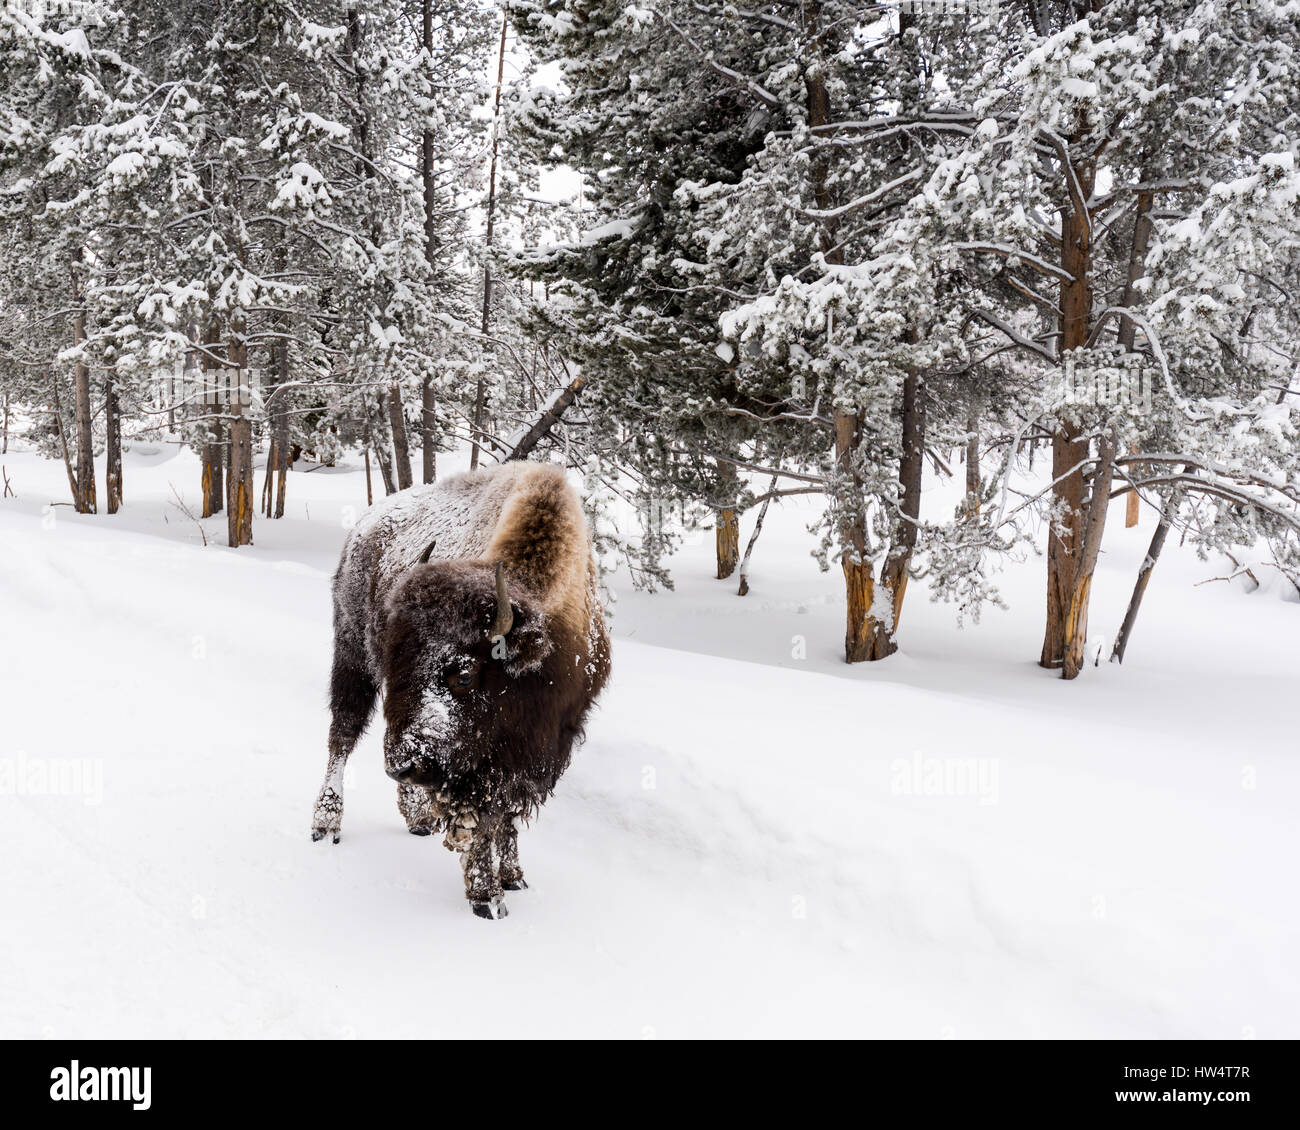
[1193,567,1259,589]
[737,475,777,597]
[503,373,587,462]
[1111,463,1191,665]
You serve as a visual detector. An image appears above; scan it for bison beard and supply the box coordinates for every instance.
[310,462,611,919]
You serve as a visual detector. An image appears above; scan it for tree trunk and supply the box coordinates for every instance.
[200,321,224,518]
[836,410,876,662]
[264,290,291,518]
[1118,190,1153,532]
[70,251,96,514]
[364,447,374,507]
[1112,504,1172,665]
[737,476,777,596]
[104,375,122,513]
[1041,158,1096,676]
[1125,474,1140,527]
[202,439,224,518]
[48,371,78,500]
[386,382,413,490]
[273,408,289,519]
[714,458,740,579]
[1041,426,1087,669]
[420,0,438,486]
[862,366,926,660]
[262,438,275,517]
[965,402,980,514]
[421,378,437,484]
[2,391,9,454]
[471,11,508,471]
[1061,438,1114,679]
[225,320,253,547]
[469,384,487,472]
[1111,462,1189,665]
[227,412,253,546]
[366,394,397,496]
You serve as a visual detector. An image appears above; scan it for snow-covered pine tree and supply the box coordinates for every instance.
[511,2,990,659]
[920,0,1300,676]
[409,0,497,483]
[0,1,121,513]
[695,3,983,661]
[507,0,822,585]
[2,2,492,540]
[291,1,491,501]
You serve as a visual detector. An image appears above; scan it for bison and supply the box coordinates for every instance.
[310,461,611,919]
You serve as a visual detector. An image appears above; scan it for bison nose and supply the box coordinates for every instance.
[384,753,444,788]
[384,739,426,783]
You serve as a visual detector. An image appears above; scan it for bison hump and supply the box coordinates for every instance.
[486,464,589,606]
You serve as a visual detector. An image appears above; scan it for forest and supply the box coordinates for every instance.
[3,0,1299,677]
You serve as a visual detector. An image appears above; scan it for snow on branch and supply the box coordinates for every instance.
[653,13,781,109]
[953,243,1075,284]
[792,168,924,223]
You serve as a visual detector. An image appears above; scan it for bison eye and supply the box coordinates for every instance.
[444,661,480,694]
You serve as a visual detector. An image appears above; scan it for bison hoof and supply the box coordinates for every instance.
[311,828,340,844]
[471,898,508,920]
[501,878,528,891]
[408,825,434,837]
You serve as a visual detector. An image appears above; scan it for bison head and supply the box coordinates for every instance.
[379,558,560,793]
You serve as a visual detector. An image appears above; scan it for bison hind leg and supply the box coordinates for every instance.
[312,637,377,844]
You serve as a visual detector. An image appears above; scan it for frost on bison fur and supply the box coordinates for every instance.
[310,462,611,919]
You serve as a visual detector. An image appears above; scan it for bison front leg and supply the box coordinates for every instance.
[453,814,507,920]
[495,815,527,891]
[397,784,446,837]
[311,641,377,844]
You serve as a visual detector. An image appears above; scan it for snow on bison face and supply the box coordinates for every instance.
[379,560,563,800]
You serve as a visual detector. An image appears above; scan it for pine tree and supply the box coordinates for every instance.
[922,0,1300,676]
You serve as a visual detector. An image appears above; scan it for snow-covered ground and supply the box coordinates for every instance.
[2,441,1297,1038]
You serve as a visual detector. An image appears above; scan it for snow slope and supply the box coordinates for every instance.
[1,443,1297,1038]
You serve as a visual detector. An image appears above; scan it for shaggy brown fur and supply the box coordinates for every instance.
[310,462,611,917]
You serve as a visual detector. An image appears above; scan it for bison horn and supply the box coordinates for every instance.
[417,540,436,565]
[490,561,514,641]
